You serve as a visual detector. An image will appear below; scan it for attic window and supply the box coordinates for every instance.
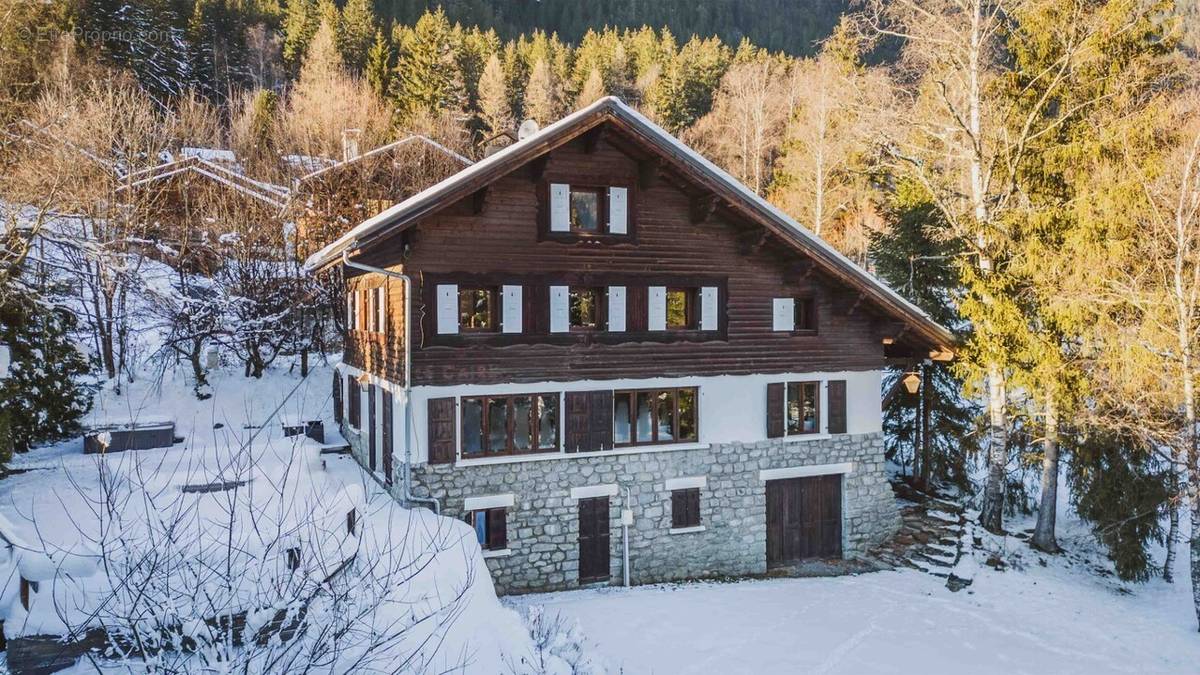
[570,187,603,232]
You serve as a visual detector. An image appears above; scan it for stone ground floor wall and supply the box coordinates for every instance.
[395,432,899,595]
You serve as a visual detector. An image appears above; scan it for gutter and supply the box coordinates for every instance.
[340,249,440,514]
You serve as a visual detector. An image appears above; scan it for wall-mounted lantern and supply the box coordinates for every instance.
[902,369,922,395]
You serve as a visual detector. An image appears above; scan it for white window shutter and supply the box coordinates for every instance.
[502,285,523,334]
[700,286,719,331]
[437,284,459,335]
[648,286,667,331]
[376,287,387,334]
[359,291,367,331]
[550,285,570,333]
[346,293,354,329]
[607,286,626,332]
[550,183,571,232]
[773,298,795,332]
[608,187,628,234]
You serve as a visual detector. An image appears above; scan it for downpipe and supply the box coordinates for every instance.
[341,249,439,514]
[622,486,633,587]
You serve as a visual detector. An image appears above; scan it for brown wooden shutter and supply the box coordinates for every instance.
[367,384,377,471]
[524,284,549,334]
[766,382,785,438]
[627,286,648,332]
[827,380,847,434]
[589,390,613,452]
[671,490,686,528]
[427,397,456,464]
[487,508,508,550]
[333,371,343,424]
[565,391,614,453]
[382,389,394,485]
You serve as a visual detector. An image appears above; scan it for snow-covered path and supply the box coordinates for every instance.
[509,554,1200,674]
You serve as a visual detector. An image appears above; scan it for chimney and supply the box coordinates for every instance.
[341,128,362,161]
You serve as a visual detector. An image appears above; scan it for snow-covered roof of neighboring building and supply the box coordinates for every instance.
[118,156,290,208]
[305,96,956,352]
[296,134,473,184]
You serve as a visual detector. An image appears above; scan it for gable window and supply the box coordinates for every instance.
[666,288,698,330]
[671,488,701,529]
[786,381,820,435]
[569,287,602,330]
[466,508,508,551]
[458,287,498,332]
[570,187,603,232]
[461,393,559,457]
[794,297,817,332]
[614,387,698,447]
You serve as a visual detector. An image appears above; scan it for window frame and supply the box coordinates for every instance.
[457,286,499,333]
[466,508,508,551]
[568,286,605,332]
[784,380,821,436]
[460,393,560,457]
[793,296,818,333]
[613,387,699,448]
[671,488,702,529]
[665,287,699,330]
[568,185,608,234]
[541,181,636,242]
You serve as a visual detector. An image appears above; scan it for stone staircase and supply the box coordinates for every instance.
[869,480,975,591]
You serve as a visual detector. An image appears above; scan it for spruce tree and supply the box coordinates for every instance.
[282,0,320,71]
[365,30,393,99]
[576,67,606,108]
[338,0,378,72]
[392,8,465,120]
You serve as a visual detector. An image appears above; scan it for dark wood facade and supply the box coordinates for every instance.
[342,131,915,388]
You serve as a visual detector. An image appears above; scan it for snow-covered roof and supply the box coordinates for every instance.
[305,97,955,350]
[180,146,238,164]
[296,134,473,184]
[118,156,290,208]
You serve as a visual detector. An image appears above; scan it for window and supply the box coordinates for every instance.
[614,387,698,447]
[466,508,508,551]
[570,187,604,232]
[786,381,820,435]
[458,287,497,332]
[666,288,698,330]
[347,508,357,535]
[794,297,817,331]
[286,546,301,571]
[569,287,602,330]
[671,488,701,529]
[461,393,559,457]
[347,377,361,429]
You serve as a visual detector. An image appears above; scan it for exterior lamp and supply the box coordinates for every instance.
[902,370,921,395]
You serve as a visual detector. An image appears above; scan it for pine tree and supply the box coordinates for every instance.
[522,58,560,125]
[338,0,378,72]
[477,52,512,134]
[365,29,393,99]
[392,8,465,120]
[282,0,320,71]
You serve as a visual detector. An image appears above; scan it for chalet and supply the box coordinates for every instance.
[305,97,955,594]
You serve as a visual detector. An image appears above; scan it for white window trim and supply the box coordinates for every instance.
[463,493,515,511]
[758,462,853,482]
[482,548,513,559]
[664,476,707,491]
[569,484,619,500]
[669,525,706,535]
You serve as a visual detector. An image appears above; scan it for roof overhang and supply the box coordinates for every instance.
[305,97,956,355]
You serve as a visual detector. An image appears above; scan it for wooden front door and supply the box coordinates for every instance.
[578,497,611,583]
[766,475,842,567]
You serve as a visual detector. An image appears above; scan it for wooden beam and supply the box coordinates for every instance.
[690,194,718,224]
[528,154,549,181]
[930,348,955,362]
[471,187,488,215]
[638,158,661,189]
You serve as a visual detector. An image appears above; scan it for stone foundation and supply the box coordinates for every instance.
[380,433,899,595]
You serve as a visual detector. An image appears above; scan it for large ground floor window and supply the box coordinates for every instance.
[613,387,698,447]
[786,381,819,435]
[462,394,560,457]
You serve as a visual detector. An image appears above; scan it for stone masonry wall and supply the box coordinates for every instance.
[389,432,899,595]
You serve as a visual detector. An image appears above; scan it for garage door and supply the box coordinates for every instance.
[766,474,842,567]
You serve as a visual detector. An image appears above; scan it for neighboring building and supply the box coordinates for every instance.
[305,97,956,595]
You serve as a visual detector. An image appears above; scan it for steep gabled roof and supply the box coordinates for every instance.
[295,134,473,186]
[305,97,955,352]
[118,156,289,208]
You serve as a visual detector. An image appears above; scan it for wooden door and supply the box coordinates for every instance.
[578,497,611,583]
[381,390,393,485]
[766,475,842,567]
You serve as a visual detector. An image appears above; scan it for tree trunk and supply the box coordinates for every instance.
[979,362,1008,533]
[920,362,932,491]
[1031,392,1060,553]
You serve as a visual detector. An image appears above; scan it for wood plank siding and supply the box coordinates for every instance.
[344,135,892,387]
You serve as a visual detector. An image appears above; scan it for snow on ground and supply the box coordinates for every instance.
[509,512,1200,675]
[1,362,536,673]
